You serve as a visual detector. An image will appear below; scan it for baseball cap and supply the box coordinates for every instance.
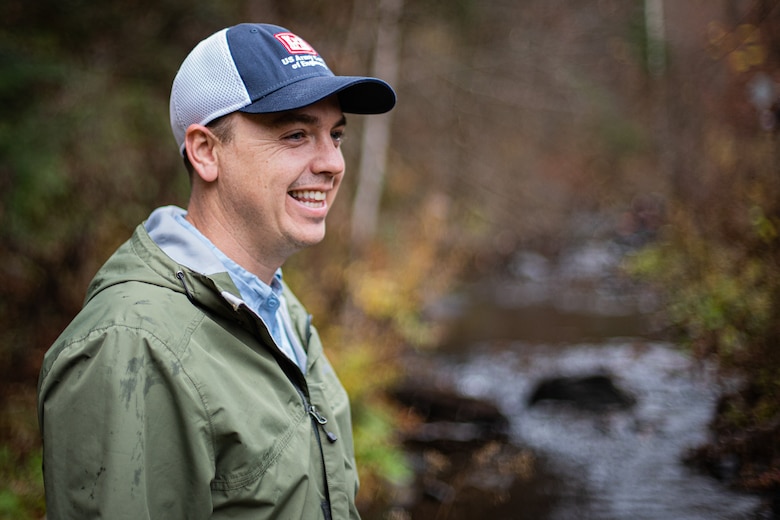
[170,23,397,154]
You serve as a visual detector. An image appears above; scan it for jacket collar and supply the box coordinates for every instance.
[84,206,322,374]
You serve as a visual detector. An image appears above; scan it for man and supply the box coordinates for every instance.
[37,23,395,519]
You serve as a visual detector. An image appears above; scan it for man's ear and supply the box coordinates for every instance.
[184,124,220,183]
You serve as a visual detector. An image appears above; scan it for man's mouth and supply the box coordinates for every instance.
[289,189,327,208]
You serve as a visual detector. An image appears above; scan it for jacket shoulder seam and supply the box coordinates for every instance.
[44,319,218,467]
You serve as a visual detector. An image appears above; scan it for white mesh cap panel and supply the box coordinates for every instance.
[169,28,251,153]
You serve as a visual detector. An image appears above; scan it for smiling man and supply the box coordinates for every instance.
[185,100,348,283]
[37,23,395,519]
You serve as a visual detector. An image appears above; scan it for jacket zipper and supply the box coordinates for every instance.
[255,308,339,519]
[295,385,336,520]
[186,277,339,519]
[308,403,338,443]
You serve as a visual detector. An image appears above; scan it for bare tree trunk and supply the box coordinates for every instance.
[349,0,403,253]
[645,0,676,200]
[645,0,666,77]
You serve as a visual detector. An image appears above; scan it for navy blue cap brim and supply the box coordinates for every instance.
[238,75,396,115]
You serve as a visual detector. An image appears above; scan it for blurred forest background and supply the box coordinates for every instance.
[2,0,780,518]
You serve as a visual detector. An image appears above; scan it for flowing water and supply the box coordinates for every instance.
[412,242,765,519]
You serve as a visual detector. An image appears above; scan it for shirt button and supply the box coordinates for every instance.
[267,296,279,309]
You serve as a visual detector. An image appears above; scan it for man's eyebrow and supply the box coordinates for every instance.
[266,112,347,129]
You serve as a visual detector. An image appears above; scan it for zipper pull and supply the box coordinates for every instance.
[305,314,313,346]
[309,405,338,443]
[176,271,196,303]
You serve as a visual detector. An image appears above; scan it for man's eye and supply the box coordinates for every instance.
[331,130,345,144]
[286,131,306,141]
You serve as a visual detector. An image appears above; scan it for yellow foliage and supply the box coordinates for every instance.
[344,193,463,349]
[284,192,469,507]
[708,22,766,73]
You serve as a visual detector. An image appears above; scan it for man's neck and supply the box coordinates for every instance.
[184,211,282,285]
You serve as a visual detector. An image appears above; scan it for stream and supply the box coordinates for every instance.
[397,242,767,519]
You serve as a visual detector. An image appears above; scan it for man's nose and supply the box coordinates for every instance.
[312,137,345,176]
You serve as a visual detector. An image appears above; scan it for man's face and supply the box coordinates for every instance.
[214,96,346,261]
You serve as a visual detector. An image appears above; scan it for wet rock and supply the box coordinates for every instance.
[684,390,780,518]
[685,447,742,484]
[528,374,636,411]
[391,384,509,451]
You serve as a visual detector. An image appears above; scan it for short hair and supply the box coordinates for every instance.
[183,113,236,178]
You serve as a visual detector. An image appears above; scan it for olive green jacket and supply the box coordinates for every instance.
[38,214,360,519]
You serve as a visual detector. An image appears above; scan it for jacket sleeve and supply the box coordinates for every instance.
[38,325,215,520]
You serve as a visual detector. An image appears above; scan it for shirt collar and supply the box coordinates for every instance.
[171,212,284,310]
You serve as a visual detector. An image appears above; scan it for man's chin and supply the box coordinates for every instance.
[288,227,327,251]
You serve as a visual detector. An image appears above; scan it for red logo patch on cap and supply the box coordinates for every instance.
[274,32,318,55]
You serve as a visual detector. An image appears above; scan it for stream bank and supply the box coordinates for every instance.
[380,241,774,519]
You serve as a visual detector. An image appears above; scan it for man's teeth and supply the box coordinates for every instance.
[290,190,326,207]
[295,190,326,200]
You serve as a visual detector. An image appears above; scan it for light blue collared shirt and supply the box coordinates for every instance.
[145,206,306,372]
